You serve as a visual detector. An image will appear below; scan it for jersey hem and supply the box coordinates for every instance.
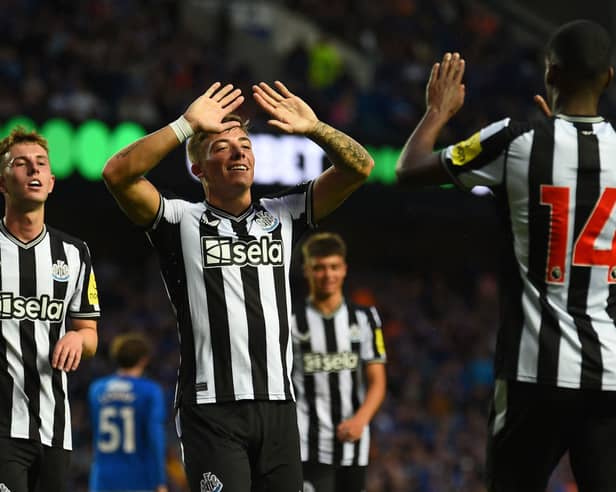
[195,393,294,404]
[0,432,72,451]
[511,374,616,390]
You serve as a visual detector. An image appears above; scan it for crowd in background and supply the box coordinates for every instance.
[0,0,591,490]
[1,0,590,146]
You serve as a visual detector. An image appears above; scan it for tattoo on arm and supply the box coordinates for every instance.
[118,141,141,158]
[310,121,372,174]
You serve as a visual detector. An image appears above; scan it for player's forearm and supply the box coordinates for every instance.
[353,371,386,425]
[307,121,374,180]
[102,126,180,190]
[395,108,448,185]
[77,325,98,358]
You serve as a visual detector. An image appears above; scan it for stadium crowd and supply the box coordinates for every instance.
[0,0,583,145]
[0,0,589,490]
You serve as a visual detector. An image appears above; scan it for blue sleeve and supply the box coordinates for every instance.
[146,384,167,486]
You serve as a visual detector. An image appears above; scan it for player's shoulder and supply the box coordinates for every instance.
[345,300,377,314]
[46,225,89,249]
[88,375,113,394]
[133,376,164,393]
[258,181,312,206]
[161,193,202,212]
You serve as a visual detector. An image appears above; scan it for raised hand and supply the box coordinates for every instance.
[252,81,319,135]
[534,94,552,117]
[426,52,466,122]
[184,82,245,133]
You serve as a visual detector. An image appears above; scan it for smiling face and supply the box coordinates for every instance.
[0,142,55,211]
[304,254,348,300]
[191,126,255,203]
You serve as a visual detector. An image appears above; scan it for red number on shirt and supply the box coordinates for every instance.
[541,185,616,284]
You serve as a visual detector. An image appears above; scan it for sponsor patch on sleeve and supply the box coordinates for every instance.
[374,328,386,356]
[450,132,482,166]
[88,272,99,305]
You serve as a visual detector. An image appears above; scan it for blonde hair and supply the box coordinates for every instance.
[0,127,49,174]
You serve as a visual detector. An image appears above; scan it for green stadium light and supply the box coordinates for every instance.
[75,120,110,181]
[1,117,458,189]
[1,117,147,181]
[41,119,74,179]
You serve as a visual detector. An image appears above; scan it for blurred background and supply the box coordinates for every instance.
[2,0,616,490]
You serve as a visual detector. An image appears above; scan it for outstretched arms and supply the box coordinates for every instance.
[253,81,374,223]
[103,83,244,226]
[396,52,466,187]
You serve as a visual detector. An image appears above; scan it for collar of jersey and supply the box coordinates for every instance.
[556,114,606,123]
[308,296,346,319]
[0,219,48,249]
[204,201,254,222]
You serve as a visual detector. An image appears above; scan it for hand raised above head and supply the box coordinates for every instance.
[426,52,466,122]
[184,82,245,133]
[252,81,319,136]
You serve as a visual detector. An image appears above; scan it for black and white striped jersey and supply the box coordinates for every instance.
[442,114,616,390]
[0,221,101,450]
[147,182,314,405]
[291,299,386,466]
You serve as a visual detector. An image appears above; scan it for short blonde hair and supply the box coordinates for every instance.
[0,127,49,174]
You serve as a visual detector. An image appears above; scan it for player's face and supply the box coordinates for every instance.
[0,142,55,208]
[305,254,347,298]
[194,127,255,197]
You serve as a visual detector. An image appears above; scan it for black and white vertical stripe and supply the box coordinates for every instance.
[147,183,313,405]
[443,114,616,389]
[292,300,386,466]
[0,223,100,450]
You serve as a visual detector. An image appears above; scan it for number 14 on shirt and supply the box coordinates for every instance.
[541,186,616,283]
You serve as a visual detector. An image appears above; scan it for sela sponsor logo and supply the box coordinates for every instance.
[202,236,283,268]
[253,210,279,232]
[51,259,70,282]
[200,472,223,492]
[0,293,65,321]
[303,351,359,374]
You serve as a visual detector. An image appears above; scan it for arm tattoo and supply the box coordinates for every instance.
[118,141,141,158]
[309,121,372,174]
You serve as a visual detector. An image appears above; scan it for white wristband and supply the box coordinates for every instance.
[169,115,194,143]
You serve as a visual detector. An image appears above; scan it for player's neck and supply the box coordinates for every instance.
[205,189,252,217]
[3,206,45,242]
[310,291,344,316]
[553,91,600,117]
[117,367,144,378]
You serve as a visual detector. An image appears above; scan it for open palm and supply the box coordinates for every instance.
[253,81,318,135]
[184,82,245,133]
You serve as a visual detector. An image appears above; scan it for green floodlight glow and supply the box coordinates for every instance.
[75,120,110,181]
[1,117,147,180]
[2,116,36,137]
[0,116,458,188]
[109,122,145,155]
[367,146,399,184]
[41,119,74,179]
